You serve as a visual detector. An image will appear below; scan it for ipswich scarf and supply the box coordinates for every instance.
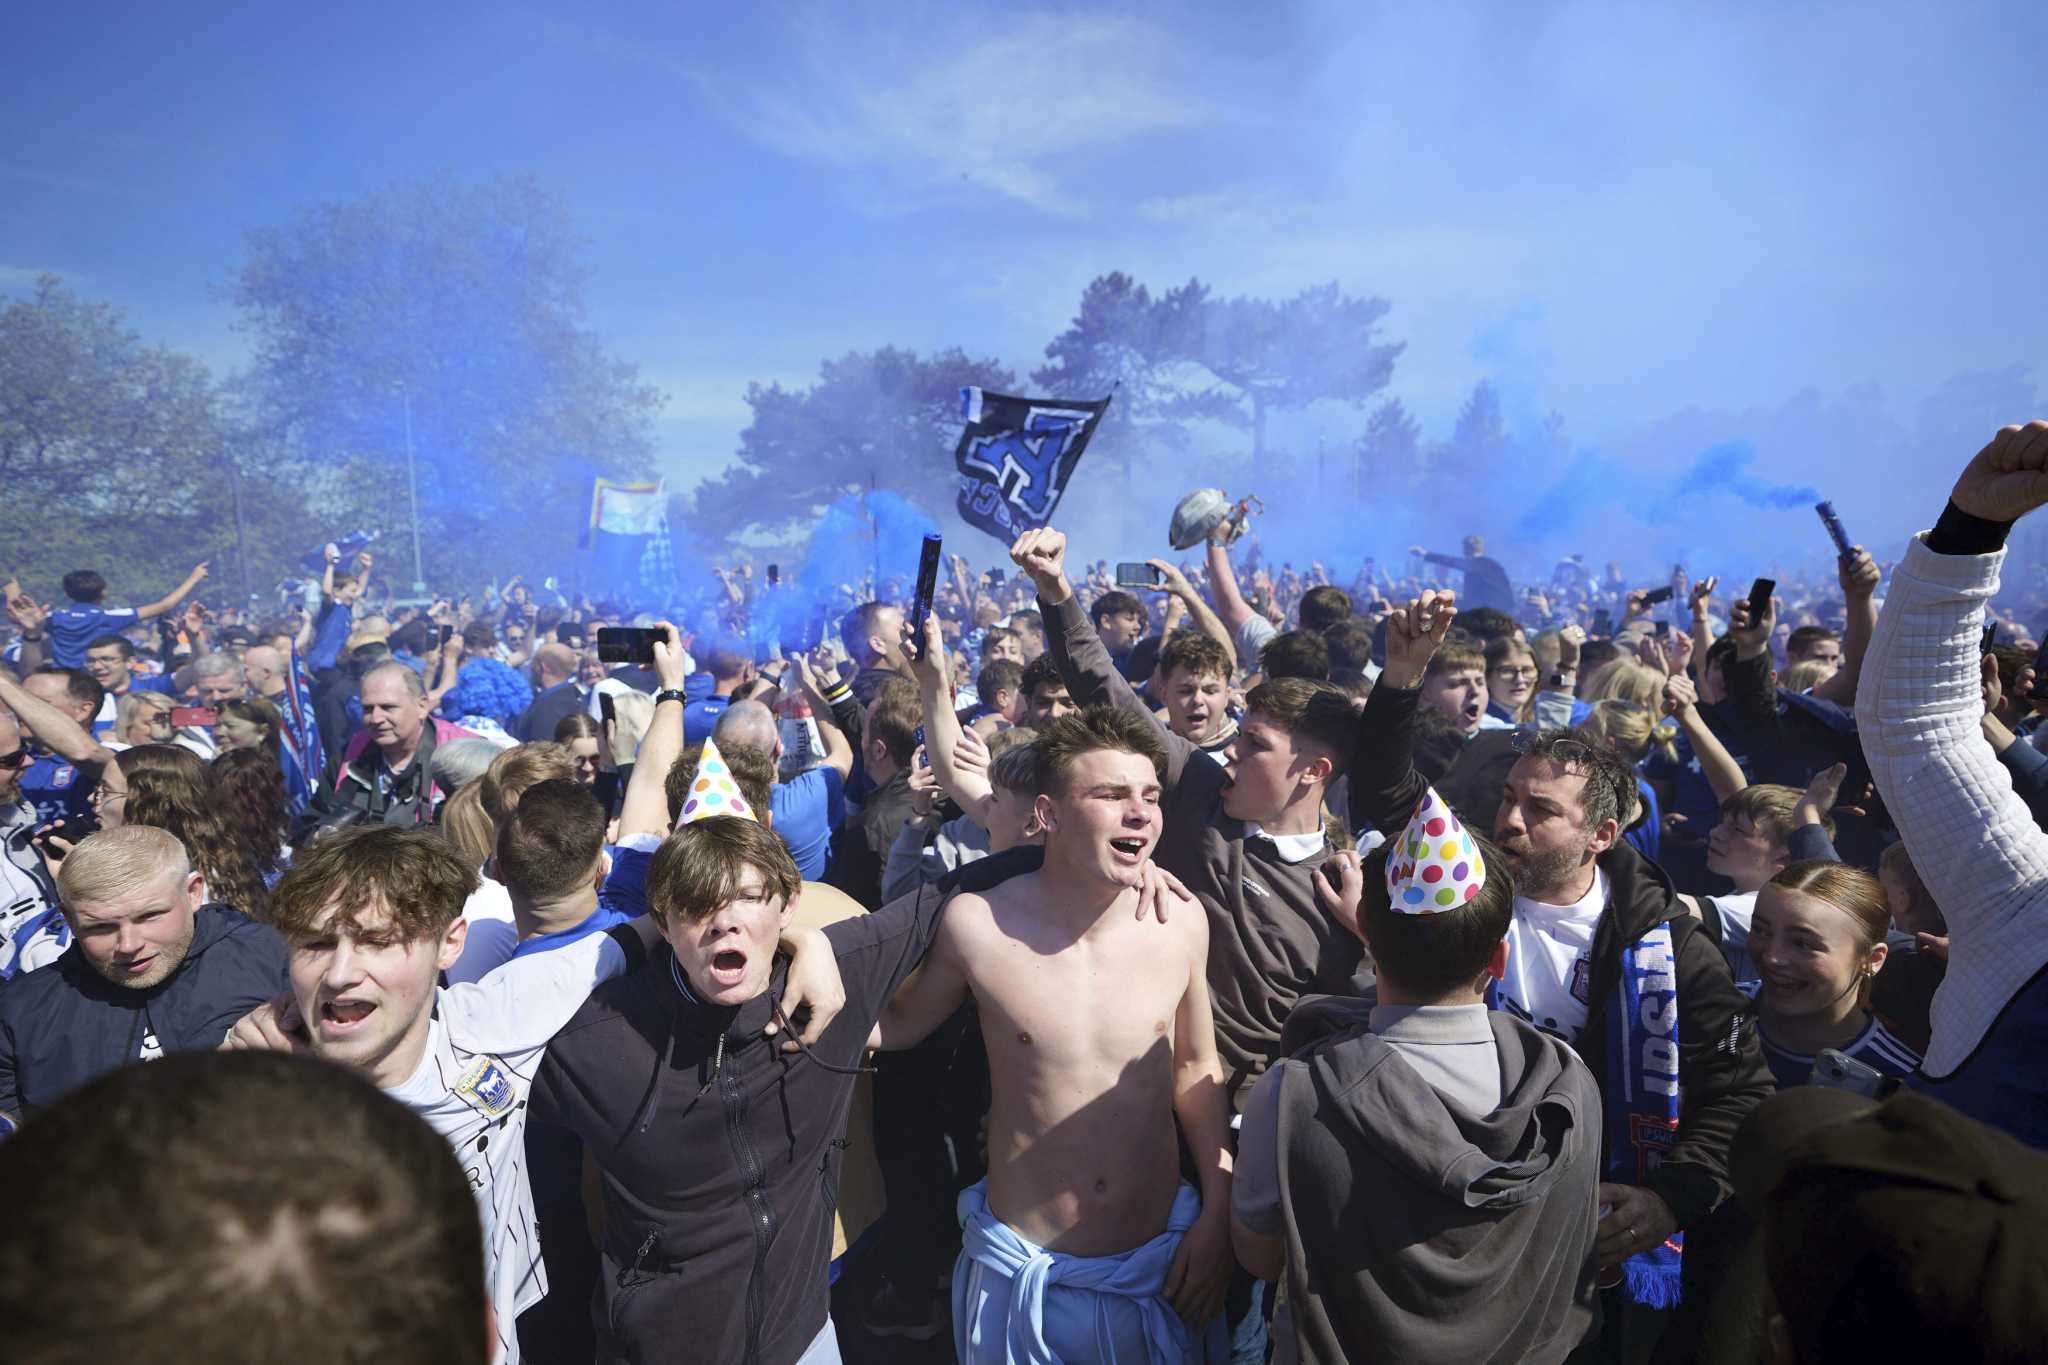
[1606,922,1684,1308]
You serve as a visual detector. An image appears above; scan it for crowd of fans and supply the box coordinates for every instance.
[4,427,2048,1365]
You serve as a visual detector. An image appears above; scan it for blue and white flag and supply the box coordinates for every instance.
[586,478,675,602]
[953,387,1111,544]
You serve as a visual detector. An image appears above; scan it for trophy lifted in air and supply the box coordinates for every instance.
[1169,489,1264,551]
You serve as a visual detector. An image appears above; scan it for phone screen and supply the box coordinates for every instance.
[1114,562,1164,589]
[596,627,660,666]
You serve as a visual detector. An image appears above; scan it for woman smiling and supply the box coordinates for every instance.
[1748,861,1922,1089]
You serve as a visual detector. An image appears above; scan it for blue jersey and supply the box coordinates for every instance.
[19,755,95,827]
[1758,1011,1922,1091]
[46,603,141,668]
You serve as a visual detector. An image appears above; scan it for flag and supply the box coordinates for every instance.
[952,387,1112,544]
[586,478,674,602]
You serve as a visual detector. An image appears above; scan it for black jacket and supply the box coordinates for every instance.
[0,904,288,1121]
[515,679,587,744]
[530,850,1029,1365]
[1349,682,1773,1231]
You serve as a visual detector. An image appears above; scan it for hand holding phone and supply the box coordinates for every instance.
[596,627,661,666]
[1641,585,1675,607]
[1746,578,1777,620]
[1115,562,1166,589]
[910,534,943,661]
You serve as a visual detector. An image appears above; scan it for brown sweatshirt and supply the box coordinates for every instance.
[1043,593,1371,1107]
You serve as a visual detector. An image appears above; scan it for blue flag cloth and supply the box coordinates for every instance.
[297,530,379,573]
[953,387,1111,544]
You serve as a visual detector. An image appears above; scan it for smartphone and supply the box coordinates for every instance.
[767,563,780,586]
[170,706,217,729]
[753,638,772,666]
[1812,1047,1895,1099]
[1746,578,1777,620]
[1654,620,1670,638]
[1982,621,2000,653]
[596,627,661,666]
[909,533,943,661]
[913,724,929,768]
[598,691,617,726]
[1815,501,1853,556]
[1115,562,1166,589]
[1591,608,1614,637]
[437,623,453,646]
[1641,585,1674,607]
[34,817,88,855]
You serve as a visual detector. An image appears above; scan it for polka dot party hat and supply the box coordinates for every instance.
[1385,786,1485,914]
[678,738,757,826]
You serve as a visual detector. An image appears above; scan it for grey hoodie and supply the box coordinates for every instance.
[1268,996,1602,1365]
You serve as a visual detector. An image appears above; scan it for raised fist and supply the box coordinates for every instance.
[1952,421,2048,524]
[1009,528,1068,595]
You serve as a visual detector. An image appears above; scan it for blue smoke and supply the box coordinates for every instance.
[1646,440,1821,522]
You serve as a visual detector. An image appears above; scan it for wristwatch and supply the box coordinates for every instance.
[654,689,687,707]
[1549,671,1572,689]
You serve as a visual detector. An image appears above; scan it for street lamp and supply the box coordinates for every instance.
[399,387,426,597]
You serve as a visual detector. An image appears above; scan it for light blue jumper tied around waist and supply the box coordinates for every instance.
[952,1178,1201,1365]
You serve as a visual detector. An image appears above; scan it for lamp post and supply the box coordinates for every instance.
[400,388,426,596]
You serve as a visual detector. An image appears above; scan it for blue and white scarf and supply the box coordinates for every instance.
[1606,922,1684,1308]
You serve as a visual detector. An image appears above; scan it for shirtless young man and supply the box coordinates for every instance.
[872,705,1235,1362]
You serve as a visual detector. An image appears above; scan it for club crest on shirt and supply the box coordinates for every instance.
[1569,954,1593,1006]
[453,1055,517,1120]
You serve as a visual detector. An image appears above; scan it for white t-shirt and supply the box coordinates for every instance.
[1499,867,1609,1043]
[386,927,630,1365]
[1705,891,1759,989]
[445,871,520,985]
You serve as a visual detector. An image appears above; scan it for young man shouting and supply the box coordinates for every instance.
[873,705,1235,1362]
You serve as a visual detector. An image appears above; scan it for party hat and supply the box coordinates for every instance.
[678,738,757,825]
[1385,786,1485,913]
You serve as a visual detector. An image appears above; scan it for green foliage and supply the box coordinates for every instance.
[230,172,665,588]
[693,345,1015,535]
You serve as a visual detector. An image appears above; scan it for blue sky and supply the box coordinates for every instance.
[5,1,2046,543]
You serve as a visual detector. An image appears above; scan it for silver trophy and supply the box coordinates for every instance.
[1169,489,1263,551]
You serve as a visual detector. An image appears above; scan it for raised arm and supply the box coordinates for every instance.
[1203,538,1259,637]
[906,613,994,822]
[1812,548,1883,707]
[1859,423,2048,956]
[6,589,49,673]
[1014,527,1194,789]
[137,561,209,622]
[1348,590,1456,832]
[616,621,688,840]
[0,671,115,769]
[1146,559,1237,671]
[787,653,854,781]
[1661,673,1747,804]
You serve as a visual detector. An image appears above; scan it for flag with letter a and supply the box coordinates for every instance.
[952,387,1111,543]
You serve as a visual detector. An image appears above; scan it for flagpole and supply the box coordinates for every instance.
[870,469,880,595]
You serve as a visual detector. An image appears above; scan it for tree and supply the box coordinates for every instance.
[1445,379,1511,478]
[1192,282,1403,459]
[1354,396,1422,497]
[0,275,248,593]
[1031,273,1237,482]
[231,173,665,588]
[692,346,1015,539]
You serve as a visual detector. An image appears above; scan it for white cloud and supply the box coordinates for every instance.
[692,12,1206,213]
